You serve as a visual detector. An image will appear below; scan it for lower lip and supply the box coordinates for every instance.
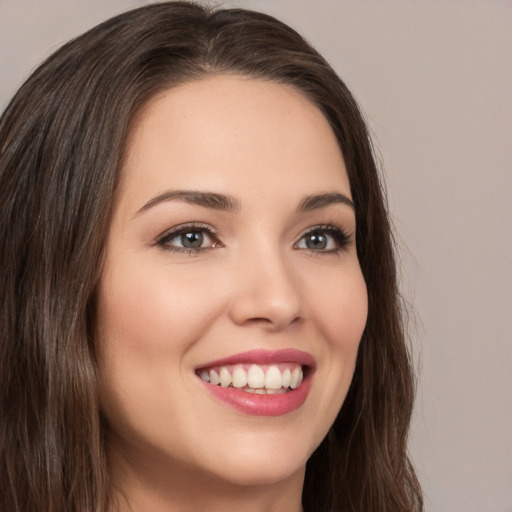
[200,373,312,416]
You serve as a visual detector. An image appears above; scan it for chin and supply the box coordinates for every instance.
[209,456,306,488]
[195,429,312,487]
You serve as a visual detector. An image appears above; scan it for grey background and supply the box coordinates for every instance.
[1,1,511,511]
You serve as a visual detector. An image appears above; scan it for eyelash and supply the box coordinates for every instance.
[155,222,352,255]
[155,222,220,255]
[295,224,352,254]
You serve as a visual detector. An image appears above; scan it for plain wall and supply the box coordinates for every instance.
[1,1,511,511]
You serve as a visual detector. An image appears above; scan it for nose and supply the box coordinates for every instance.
[228,249,303,332]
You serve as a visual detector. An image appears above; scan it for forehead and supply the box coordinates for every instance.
[120,75,350,208]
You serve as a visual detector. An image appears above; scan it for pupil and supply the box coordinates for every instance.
[182,231,203,248]
[306,232,326,250]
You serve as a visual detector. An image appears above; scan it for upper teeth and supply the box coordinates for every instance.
[198,363,304,391]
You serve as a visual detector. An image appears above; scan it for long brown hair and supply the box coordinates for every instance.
[0,2,422,511]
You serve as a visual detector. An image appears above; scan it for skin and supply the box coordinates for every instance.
[96,75,368,512]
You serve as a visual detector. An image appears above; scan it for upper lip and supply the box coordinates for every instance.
[195,349,315,370]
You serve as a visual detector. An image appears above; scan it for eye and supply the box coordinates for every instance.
[156,223,222,253]
[295,225,351,253]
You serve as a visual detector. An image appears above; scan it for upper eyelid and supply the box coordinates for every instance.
[154,222,352,248]
[295,224,353,250]
[154,223,220,254]
[156,222,217,240]
[297,223,352,238]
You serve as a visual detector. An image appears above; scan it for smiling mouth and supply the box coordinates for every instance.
[195,349,314,416]
[196,362,304,394]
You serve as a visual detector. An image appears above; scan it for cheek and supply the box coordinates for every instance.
[96,258,225,357]
[330,274,367,352]
[305,259,368,351]
[303,261,367,438]
[95,260,227,447]
[94,259,224,424]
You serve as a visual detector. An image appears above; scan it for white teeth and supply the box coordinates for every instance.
[245,387,265,394]
[247,365,265,388]
[219,367,231,388]
[232,366,248,388]
[201,363,305,392]
[265,365,282,389]
[210,369,220,385]
[290,367,302,389]
[240,387,289,395]
[282,368,291,388]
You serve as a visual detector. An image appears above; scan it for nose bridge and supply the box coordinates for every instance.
[228,237,302,330]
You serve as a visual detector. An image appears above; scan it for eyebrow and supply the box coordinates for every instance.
[296,192,355,212]
[136,190,354,216]
[136,190,242,215]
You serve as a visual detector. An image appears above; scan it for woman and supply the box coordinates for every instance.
[0,2,422,511]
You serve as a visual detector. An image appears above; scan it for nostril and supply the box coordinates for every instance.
[226,268,302,330]
[239,314,302,332]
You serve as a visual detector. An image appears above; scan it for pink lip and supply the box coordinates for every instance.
[196,349,315,417]
[196,348,315,370]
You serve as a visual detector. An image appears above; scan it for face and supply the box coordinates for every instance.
[96,76,367,495]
